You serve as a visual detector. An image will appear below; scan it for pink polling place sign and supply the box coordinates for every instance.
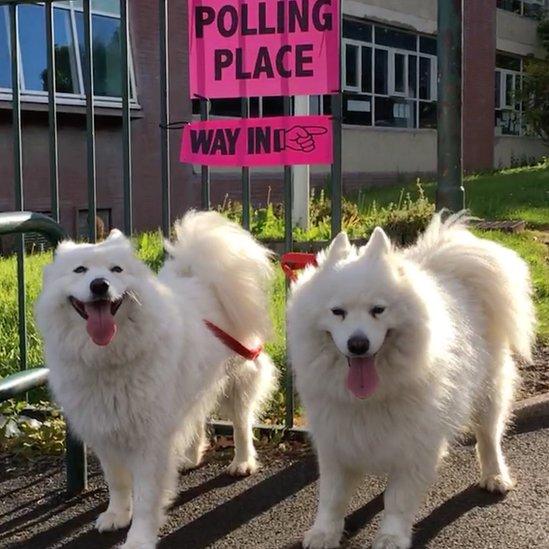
[188,0,340,98]
[180,115,333,167]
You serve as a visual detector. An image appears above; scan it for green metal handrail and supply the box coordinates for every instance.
[0,211,87,495]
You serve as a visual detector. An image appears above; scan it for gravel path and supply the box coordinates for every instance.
[0,417,548,548]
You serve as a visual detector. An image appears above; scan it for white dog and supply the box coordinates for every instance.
[35,211,276,548]
[287,213,535,549]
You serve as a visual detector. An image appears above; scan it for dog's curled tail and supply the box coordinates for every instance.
[408,211,536,362]
[164,211,274,342]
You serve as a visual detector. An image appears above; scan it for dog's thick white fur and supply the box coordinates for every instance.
[287,213,535,549]
[35,211,276,548]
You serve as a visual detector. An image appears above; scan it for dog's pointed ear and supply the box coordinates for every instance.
[361,227,391,259]
[322,232,351,266]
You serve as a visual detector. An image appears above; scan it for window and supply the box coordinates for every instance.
[495,54,524,136]
[77,208,112,240]
[497,0,546,19]
[331,18,437,129]
[0,1,136,104]
[192,97,289,118]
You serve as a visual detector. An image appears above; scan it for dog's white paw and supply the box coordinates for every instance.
[119,536,157,549]
[479,473,515,494]
[372,533,411,549]
[227,457,258,476]
[96,509,131,532]
[302,526,342,548]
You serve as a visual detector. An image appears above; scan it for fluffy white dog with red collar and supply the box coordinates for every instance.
[287,213,535,549]
[35,211,276,548]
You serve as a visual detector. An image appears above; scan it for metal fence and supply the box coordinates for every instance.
[0,0,345,434]
[0,0,462,494]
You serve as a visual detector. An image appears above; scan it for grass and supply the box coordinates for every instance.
[0,164,547,416]
[353,159,549,229]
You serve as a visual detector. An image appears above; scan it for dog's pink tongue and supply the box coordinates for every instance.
[84,301,117,346]
[347,357,379,399]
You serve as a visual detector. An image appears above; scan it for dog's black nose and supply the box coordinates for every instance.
[90,278,110,297]
[347,334,370,355]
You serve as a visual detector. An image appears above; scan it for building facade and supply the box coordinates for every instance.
[0,0,547,236]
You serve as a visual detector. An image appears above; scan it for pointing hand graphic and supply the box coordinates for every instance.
[284,125,328,153]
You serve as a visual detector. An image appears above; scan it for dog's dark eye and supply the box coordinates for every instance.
[371,306,386,317]
[73,266,87,274]
[110,266,123,273]
[331,307,346,319]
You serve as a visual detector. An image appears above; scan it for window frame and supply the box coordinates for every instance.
[0,1,139,109]
[340,20,438,130]
[495,55,525,137]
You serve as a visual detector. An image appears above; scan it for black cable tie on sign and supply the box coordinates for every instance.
[193,93,209,100]
[159,120,189,131]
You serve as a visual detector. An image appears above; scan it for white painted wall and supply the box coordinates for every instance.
[496,10,545,57]
[494,136,548,168]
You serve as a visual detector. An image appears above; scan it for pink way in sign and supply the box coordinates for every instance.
[189,0,340,98]
[180,115,333,167]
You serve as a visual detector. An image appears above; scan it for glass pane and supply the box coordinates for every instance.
[262,96,284,117]
[394,53,405,93]
[0,7,10,88]
[375,97,416,128]
[92,0,120,16]
[419,36,437,55]
[19,4,47,91]
[375,49,388,94]
[343,93,372,126]
[495,109,520,135]
[419,57,431,100]
[408,55,417,98]
[496,53,521,71]
[53,8,79,93]
[343,18,372,42]
[375,26,416,51]
[345,44,358,88]
[495,71,501,109]
[210,98,240,117]
[76,12,122,96]
[505,73,514,106]
[18,5,78,93]
[71,1,120,16]
[419,101,437,129]
[361,46,371,93]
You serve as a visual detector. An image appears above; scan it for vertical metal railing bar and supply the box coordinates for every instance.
[283,95,294,429]
[9,2,27,373]
[241,98,251,229]
[45,1,59,223]
[120,0,132,235]
[330,1,343,237]
[159,0,170,236]
[83,0,96,242]
[330,92,343,236]
[200,99,211,210]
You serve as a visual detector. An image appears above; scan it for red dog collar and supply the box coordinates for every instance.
[204,320,263,361]
[280,252,318,282]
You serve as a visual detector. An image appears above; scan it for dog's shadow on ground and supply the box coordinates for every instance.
[3,452,516,549]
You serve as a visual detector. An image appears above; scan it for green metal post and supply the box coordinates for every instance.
[330,0,343,237]
[200,99,211,209]
[241,98,251,229]
[9,3,27,373]
[121,0,133,234]
[83,0,97,242]
[46,2,59,223]
[283,96,294,430]
[159,0,171,236]
[437,0,465,211]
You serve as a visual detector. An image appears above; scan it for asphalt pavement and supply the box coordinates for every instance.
[0,417,547,548]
